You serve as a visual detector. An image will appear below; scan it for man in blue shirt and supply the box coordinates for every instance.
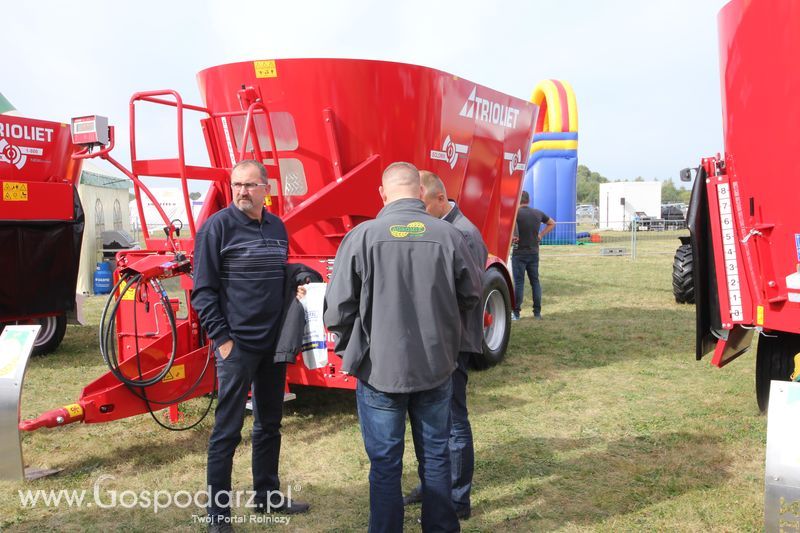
[192,160,309,530]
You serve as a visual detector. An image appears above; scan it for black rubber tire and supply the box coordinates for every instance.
[672,243,695,304]
[31,314,67,356]
[470,269,511,371]
[756,332,800,413]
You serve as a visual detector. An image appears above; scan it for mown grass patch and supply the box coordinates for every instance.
[0,243,766,532]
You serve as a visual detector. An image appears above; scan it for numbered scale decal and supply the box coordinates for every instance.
[717,183,743,322]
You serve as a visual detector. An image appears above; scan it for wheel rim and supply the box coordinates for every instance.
[483,289,506,351]
[32,316,57,347]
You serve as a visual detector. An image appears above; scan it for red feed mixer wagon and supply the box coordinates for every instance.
[20,59,540,432]
[0,115,85,355]
[675,0,800,411]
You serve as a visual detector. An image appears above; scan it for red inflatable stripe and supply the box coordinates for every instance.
[551,79,570,132]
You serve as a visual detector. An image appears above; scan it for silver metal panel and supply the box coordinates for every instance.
[765,380,800,531]
[0,325,39,480]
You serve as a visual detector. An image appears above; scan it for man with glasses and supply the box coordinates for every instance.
[193,160,309,532]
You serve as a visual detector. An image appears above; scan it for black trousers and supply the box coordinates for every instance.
[207,343,287,519]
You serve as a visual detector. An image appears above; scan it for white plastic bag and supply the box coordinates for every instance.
[299,282,328,370]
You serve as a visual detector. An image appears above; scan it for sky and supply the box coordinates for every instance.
[2,0,729,188]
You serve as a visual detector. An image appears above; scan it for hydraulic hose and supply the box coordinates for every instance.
[98,271,215,430]
[99,273,177,387]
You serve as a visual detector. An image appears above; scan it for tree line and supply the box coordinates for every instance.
[576,164,691,205]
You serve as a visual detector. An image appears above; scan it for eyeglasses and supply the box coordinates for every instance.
[231,182,267,191]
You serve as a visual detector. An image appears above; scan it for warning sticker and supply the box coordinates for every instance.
[3,182,28,201]
[64,403,83,419]
[121,285,136,301]
[757,305,764,326]
[162,364,185,383]
[254,60,277,78]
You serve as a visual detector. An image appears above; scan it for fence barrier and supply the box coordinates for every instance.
[524,220,689,259]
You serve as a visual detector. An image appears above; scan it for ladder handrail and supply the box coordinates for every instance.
[236,101,284,217]
[129,90,214,237]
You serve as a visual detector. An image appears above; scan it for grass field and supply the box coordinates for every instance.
[0,242,767,532]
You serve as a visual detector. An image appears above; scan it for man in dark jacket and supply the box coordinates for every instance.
[192,160,309,531]
[402,171,487,520]
[324,162,480,533]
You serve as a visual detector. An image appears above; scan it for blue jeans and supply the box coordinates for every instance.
[449,353,473,513]
[412,353,474,513]
[512,252,541,315]
[207,343,287,521]
[357,379,459,533]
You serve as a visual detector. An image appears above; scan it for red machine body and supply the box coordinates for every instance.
[21,59,539,430]
[0,115,84,353]
[197,59,534,261]
[0,116,81,222]
[686,0,800,410]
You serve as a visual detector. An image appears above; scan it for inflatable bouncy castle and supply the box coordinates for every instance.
[522,80,578,244]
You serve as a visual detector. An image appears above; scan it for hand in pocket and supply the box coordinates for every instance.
[218,340,234,360]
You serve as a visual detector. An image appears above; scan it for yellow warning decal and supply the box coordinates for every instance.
[121,285,136,301]
[791,354,800,381]
[254,60,277,78]
[756,305,764,326]
[3,182,28,201]
[64,403,84,418]
[162,364,186,383]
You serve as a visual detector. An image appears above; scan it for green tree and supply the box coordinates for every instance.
[661,178,691,203]
[576,164,608,205]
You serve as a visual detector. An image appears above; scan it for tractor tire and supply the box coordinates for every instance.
[672,243,695,304]
[756,332,800,413]
[470,269,511,371]
[31,314,67,356]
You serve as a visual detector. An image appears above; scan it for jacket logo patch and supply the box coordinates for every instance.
[389,221,426,238]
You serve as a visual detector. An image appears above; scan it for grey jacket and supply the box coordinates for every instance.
[323,198,481,393]
[443,202,488,354]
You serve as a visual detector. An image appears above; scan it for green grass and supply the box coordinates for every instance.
[0,242,766,532]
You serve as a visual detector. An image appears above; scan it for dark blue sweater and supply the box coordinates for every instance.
[191,204,288,352]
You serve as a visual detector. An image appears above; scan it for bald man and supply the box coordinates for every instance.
[324,162,480,533]
[403,171,487,520]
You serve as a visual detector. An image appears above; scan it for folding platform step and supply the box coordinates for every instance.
[131,158,229,181]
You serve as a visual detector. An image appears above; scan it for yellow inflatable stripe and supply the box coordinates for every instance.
[531,80,563,133]
[529,139,579,155]
[530,79,579,133]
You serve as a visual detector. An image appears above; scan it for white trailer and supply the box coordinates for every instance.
[599,181,661,230]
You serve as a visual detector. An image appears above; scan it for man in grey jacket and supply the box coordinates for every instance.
[324,162,480,533]
[404,171,488,520]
